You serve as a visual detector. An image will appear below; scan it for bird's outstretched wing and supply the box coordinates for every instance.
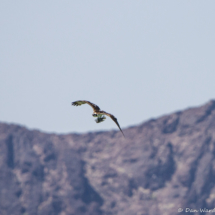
[71,100,100,112]
[101,111,125,137]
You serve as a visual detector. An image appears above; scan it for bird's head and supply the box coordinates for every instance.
[92,113,98,117]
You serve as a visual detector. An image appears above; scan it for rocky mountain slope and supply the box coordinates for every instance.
[1,100,215,215]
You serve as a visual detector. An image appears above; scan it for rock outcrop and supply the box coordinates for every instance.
[1,100,215,215]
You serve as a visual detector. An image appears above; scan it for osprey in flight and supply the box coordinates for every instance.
[71,100,125,137]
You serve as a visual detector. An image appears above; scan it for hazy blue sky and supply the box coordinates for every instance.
[1,1,215,134]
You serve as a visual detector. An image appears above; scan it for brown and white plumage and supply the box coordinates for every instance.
[72,100,100,112]
[71,100,125,137]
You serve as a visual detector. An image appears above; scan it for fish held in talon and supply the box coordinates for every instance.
[95,116,106,123]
